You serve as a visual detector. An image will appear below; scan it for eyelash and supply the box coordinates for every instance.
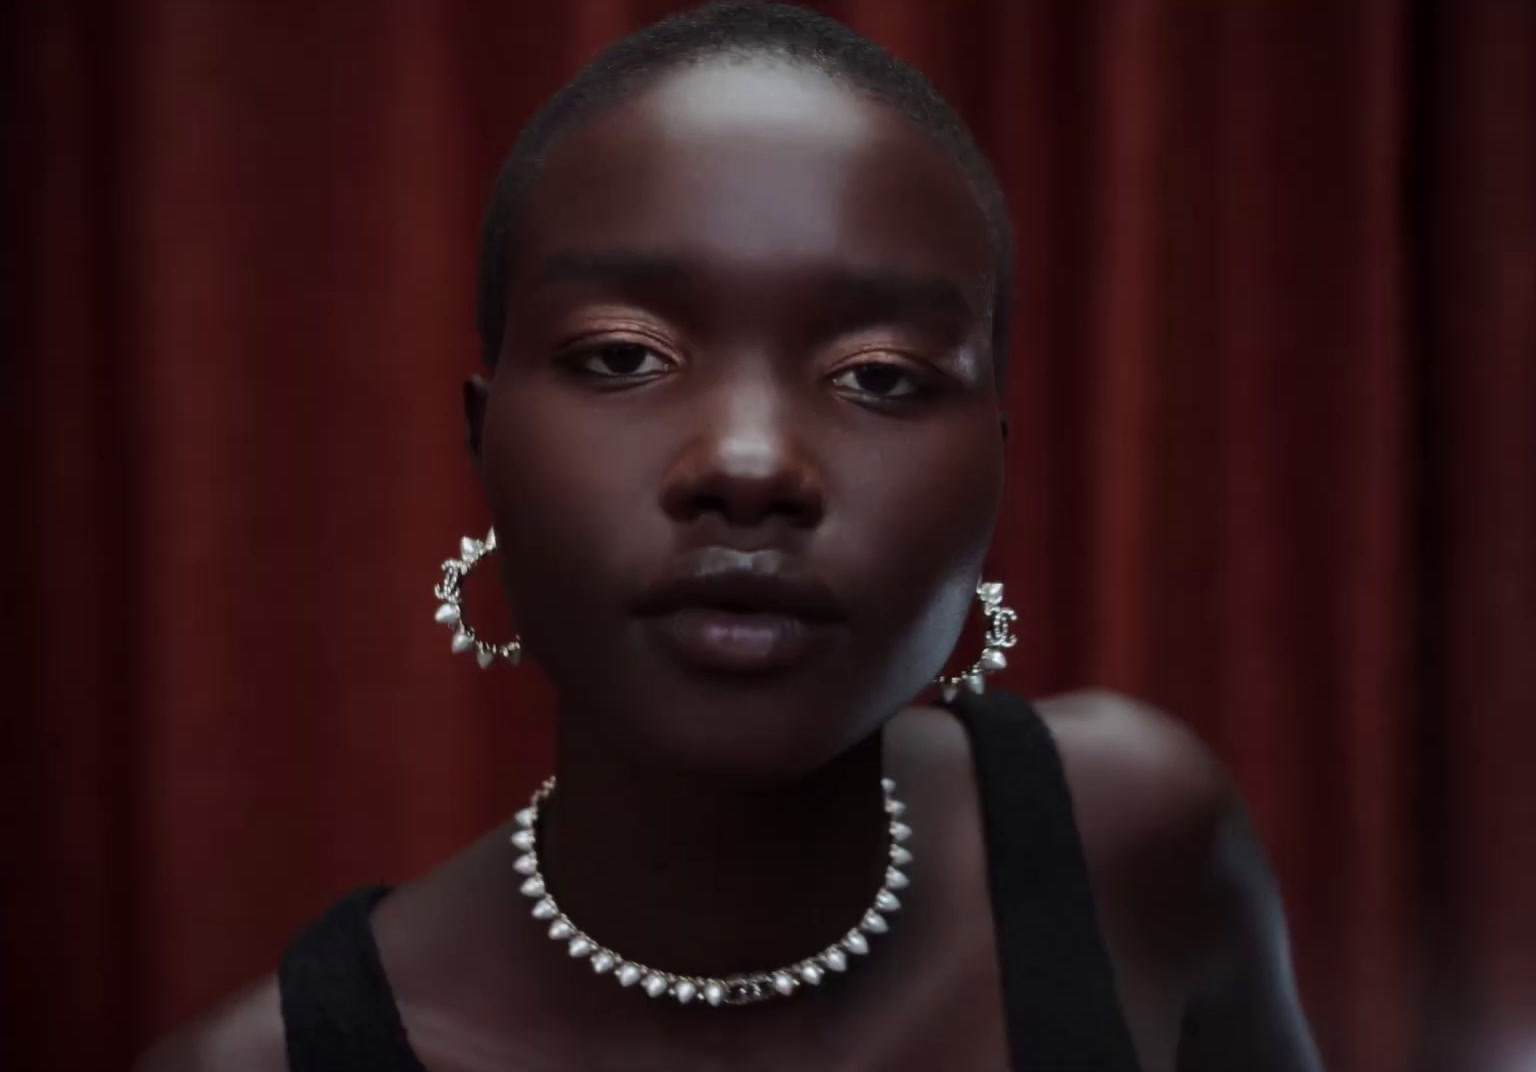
[559,340,676,383]
[827,357,933,403]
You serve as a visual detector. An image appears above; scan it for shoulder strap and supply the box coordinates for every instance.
[278,885,425,1072]
[949,691,1143,1071]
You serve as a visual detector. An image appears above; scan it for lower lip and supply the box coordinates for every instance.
[644,608,833,673]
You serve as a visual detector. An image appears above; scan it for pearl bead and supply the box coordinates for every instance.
[591,952,615,974]
[772,972,796,996]
[642,974,669,998]
[568,937,593,958]
[617,964,642,987]
[981,648,1007,671]
[891,845,913,866]
[704,982,726,1006]
[531,898,557,920]
[513,854,538,875]
[963,673,985,694]
[450,630,474,654]
[548,920,574,940]
[519,876,544,898]
[511,829,535,851]
[861,911,889,934]
[799,965,823,986]
[875,889,900,913]
[434,603,460,626]
[843,933,870,955]
[674,981,697,1004]
[890,822,912,843]
[886,869,909,890]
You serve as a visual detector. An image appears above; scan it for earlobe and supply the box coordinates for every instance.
[463,374,491,467]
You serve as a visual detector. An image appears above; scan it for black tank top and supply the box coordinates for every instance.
[278,692,1142,1070]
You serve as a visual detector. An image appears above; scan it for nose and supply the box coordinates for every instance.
[659,386,826,531]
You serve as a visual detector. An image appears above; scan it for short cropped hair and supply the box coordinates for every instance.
[475,0,1015,370]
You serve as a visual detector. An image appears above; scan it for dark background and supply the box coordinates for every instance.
[2,2,1532,1070]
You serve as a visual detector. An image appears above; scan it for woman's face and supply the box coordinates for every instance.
[473,59,1004,780]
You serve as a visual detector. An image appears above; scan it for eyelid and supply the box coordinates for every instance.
[556,325,684,365]
[554,316,677,351]
[825,344,919,370]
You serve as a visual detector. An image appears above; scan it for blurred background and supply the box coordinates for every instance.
[1,2,1532,1070]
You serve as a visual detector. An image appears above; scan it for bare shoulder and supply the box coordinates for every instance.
[1035,687,1233,838]
[1033,691,1322,1067]
[133,973,288,1072]
[1034,689,1239,961]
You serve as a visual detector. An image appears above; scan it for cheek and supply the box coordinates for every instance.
[824,414,1004,693]
[832,414,1003,591]
[478,383,664,615]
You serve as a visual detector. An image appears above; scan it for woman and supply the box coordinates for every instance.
[140,3,1321,1069]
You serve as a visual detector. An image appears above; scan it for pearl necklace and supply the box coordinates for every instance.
[512,775,913,1006]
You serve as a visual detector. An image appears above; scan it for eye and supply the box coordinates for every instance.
[830,361,923,400]
[568,341,673,380]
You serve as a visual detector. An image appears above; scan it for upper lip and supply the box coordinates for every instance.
[633,547,846,622]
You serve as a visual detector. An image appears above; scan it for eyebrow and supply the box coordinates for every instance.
[535,251,694,290]
[817,266,980,325]
[533,251,981,325]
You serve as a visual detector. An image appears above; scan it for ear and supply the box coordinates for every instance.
[463,374,490,468]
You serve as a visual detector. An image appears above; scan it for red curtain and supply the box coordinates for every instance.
[2,3,1532,1070]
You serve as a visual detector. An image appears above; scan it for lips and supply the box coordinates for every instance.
[633,548,846,673]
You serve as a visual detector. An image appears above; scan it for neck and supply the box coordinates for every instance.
[537,717,890,977]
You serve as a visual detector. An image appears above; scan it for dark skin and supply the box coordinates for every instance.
[139,60,1321,1071]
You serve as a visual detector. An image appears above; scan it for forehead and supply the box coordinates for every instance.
[516,59,993,308]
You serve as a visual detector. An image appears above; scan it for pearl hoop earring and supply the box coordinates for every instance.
[934,581,1018,702]
[431,529,1016,693]
[432,528,522,668]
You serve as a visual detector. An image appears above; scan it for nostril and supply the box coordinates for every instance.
[688,492,731,521]
[661,463,826,530]
[779,492,824,529]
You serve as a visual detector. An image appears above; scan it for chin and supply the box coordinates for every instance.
[643,672,891,783]
[553,656,899,785]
